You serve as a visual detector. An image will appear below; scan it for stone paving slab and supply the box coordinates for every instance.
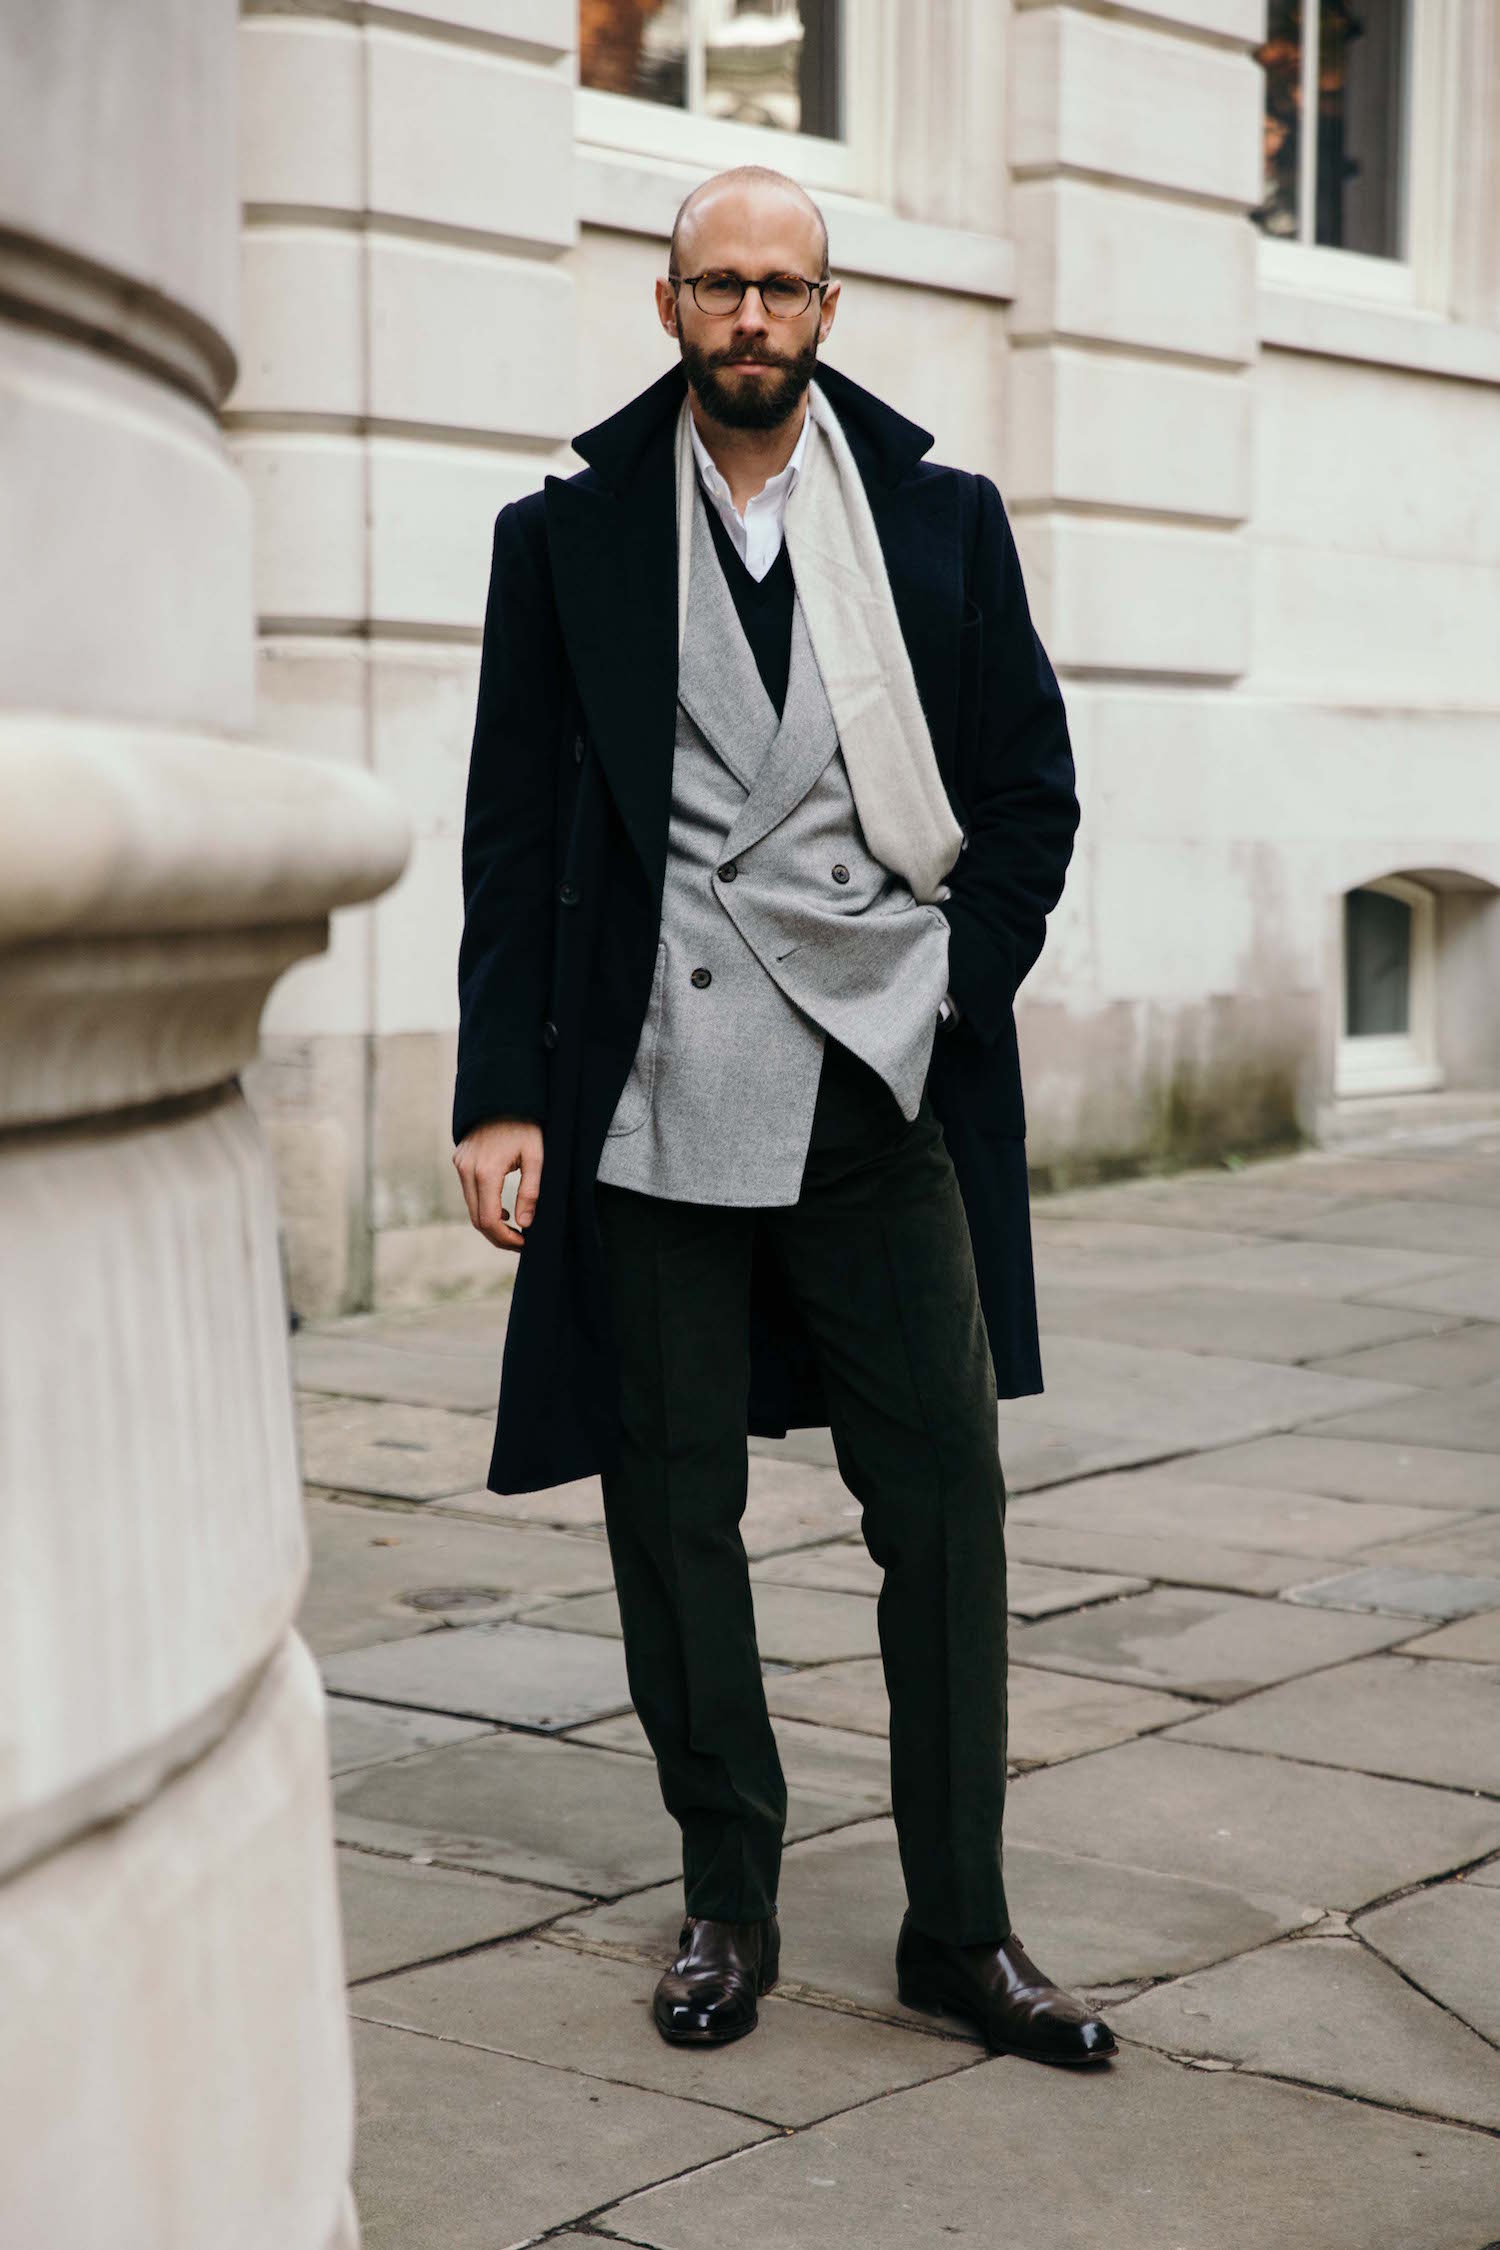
[1004,1737,1500,1909]
[1353,1262,1500,1320]
[1282,1564,1500,1619]
[298,1396,496,1501]
[1356,1879,1500,2044]
[351,2016,769,2250]
[1011,1584,1411,1700]
[993,1336,1413,1449]
[1041,1238,1477,1301]
[521,1582,884,1665]
[1108,1933,1500,2129]
[1296,1196,1500,1259]
[337,1850,573,1982]
[304,1299,511,1356]
[1034,1179,1357,1232]
[334,1733,865,1896]
[354,1936,971,2129]
[322,1620,634,1731]
[593,2037,1500,2250]
[1396,1608,1500,1660]
[327,1696,495,1777]
[1031,1218,1264,1263]
[1158,1431,1500,1510]
[1004,1518,1324,1596]
[1008,1469,1452,1560]
[299,1496,615,1656]
[1308,1320,1500,1390]
[1037,1280,1452,1364]
[294,1331,501,1412]
[1355,1514,1500,1574]
[555,1818,1314,2003]
[1165,1653,1500,1794]
[566,1708,894,1808]
[1299,1373,1500,1455]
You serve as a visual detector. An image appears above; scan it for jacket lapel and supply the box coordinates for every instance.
[717,603,840,865]
[675,473,779,794]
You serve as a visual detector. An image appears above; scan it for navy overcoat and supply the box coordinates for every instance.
[454,357,1080,1495]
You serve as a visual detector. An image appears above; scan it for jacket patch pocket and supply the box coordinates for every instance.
[606,937,668,1137]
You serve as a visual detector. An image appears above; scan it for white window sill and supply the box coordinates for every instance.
[1257,241,1500,386]
[574,146,1015,304]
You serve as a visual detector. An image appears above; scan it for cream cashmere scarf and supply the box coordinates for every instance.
[674,380,964,904]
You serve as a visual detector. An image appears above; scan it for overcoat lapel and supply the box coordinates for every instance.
[541,377,681,916]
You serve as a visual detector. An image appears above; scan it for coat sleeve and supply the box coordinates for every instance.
[452,498,562,1144]
[939,470,1080,1047]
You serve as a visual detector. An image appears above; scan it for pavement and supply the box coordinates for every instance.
[294,1120,1500,2250]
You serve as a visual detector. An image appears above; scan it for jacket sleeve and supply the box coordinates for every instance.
[939,470,1080,1047]
[452,498,561,1144]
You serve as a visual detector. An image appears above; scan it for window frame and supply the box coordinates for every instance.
[1336,873,1443,1099]
[1255,0,1462,313]
[575,0,885,200]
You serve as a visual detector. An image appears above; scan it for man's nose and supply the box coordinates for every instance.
[733,288,773,336]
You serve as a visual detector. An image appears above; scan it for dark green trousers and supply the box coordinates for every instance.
[594,1033,1011,1945]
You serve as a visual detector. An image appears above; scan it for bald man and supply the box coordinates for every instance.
[453,165,1114,2068]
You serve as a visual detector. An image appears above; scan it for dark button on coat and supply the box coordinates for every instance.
[453,357,1080,1495]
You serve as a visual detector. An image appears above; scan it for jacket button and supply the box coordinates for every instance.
[540,1018,559,1050]
[573,732,584,764]
[717,860,737,882]
[558,880,579,906]
[690,967,712,989]
[831,863,850,884]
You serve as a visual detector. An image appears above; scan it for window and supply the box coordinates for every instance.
[580,1,843,139]
[1336,875,1441,1096]
[1254,1,1411,257]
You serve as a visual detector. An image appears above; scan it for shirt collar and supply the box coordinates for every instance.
[688,398,811,513]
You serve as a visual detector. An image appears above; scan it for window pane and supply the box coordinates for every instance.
[580,0,688,109]
[1345,887,1411,1037]
[702,0,842,138]
[1254,0,1303,238]
[1316,0,1406,254]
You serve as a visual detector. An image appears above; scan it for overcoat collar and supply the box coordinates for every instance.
[542,358,955,916]
[570,356,936,495]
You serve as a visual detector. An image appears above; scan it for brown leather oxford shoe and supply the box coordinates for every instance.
[652,1912,780,2046]
[896,1913,1117,2065]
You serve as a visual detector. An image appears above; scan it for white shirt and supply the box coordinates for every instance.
[689,399,962,1029]
[689,404,811,583]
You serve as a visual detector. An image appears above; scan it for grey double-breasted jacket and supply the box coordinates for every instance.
[595,469,954,1204]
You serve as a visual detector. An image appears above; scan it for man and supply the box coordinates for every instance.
[452,165,1113,2067]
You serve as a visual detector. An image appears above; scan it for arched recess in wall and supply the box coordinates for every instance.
[1337,865,1500,1100]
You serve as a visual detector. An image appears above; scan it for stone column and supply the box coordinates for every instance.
[0,4,408,2242]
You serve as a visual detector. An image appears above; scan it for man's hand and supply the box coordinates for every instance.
[453,1117,544,1251]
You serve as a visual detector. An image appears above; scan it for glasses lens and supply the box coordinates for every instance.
[695,273,745,313]
[762,277,811,316]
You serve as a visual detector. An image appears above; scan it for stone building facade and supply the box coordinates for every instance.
[232,0,1500,1315]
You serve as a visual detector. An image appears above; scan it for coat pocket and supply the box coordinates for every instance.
[605,936,668,1137]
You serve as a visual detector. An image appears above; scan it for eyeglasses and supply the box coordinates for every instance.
[670,270,829,319]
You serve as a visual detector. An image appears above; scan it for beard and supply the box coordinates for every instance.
[679,331,820,431]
